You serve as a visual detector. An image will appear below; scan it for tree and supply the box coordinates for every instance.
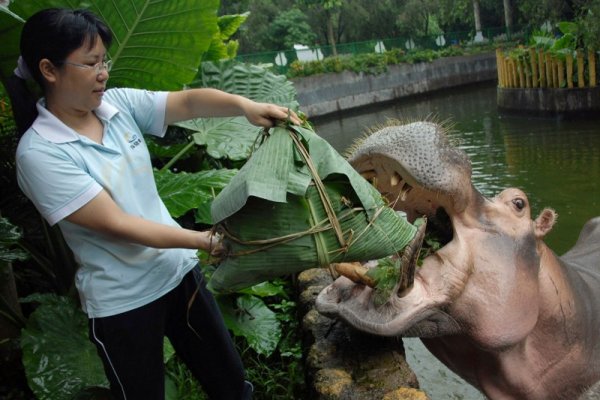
[397,0,439,38]
[300,0,343,56]
[266,8,317,50]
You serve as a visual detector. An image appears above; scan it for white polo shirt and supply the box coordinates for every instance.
[16,88,198,318]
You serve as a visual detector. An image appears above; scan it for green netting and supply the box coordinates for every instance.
[208,125,416,293]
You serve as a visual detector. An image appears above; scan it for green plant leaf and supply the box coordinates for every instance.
[218,294,281,356]
[238,280,288,298]
[0,5,25,83]
[196,60,299,107]
[180,117,264,161]
[203,13,249,62]
[20,294,108,400]
[0,217,29,262]
[92,0,219,90]
[4,0,219,90]
[155,168,237,219]
[558,21,579,36]
[175,61,299,162]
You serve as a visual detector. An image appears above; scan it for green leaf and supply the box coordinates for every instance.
[238,280,288,298]
[218,294,281,356]
[155,168,237,219]
[558,21,579,36]
[0,217,22,245]
[195,61,299,107]
[175,61,299,162]
[218,13,250,40]
[3,0,220,90]
[0,217,29,263]
[203,13,249,62]
[93,0,220,90]
[0,5,24,83]
[179,117,264,161]
[20,294,108,400]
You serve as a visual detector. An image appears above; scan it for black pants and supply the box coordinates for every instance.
[88,266,252,400]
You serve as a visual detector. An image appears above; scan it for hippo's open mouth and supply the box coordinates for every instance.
[331,121,468,296]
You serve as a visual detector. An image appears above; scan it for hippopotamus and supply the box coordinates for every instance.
[315,121,600,400]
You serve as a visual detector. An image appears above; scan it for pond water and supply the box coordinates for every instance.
[311,82,600,399]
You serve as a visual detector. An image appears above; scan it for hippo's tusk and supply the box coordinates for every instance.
[333,262,377,288]
[390,173,402,187]
[400,183,413,201]
[398,217,427,297]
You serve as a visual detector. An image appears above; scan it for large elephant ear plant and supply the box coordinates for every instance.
[1,0,220,90]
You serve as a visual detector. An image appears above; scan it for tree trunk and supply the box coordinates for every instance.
[503,0,513,35]
[472,0,484,42]
[326,9,338,57]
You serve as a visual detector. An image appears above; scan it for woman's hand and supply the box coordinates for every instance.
[198,230,223,256]
[241,99,302,127]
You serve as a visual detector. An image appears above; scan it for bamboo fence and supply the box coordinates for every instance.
[496,48,597,89]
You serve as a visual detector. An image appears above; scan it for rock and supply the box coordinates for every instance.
[297,268,429,400]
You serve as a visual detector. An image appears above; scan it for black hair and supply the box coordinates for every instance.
[6,8,113,135]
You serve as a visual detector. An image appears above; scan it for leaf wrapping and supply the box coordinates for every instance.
[208,125,416,293]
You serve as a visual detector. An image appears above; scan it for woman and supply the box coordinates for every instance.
[7,7,300,400]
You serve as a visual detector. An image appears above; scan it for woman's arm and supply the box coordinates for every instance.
[165,88,301,126]
[65,190,219,252]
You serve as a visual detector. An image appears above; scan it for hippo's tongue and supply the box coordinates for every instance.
[332,218,427,297]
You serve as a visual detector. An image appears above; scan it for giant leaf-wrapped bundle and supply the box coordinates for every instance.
[208,125,417,293]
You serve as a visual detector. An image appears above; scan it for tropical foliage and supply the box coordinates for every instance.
[0,0,303,399]
[221,0,599,55]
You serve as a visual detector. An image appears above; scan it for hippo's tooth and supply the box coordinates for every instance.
[333,262,376,288]
[390,173,402,187]
[398,217,427,297]
[400,183,413,201]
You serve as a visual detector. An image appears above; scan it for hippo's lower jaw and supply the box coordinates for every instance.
[316,271,462,338]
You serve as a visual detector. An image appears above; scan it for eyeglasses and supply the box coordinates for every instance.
[62,59,112,75]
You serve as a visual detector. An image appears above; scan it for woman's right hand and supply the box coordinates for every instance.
[198,230,224,256]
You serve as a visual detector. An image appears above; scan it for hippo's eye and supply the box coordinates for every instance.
[512,198,526,211]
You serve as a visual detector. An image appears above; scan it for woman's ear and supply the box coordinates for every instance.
[39,58,58,83]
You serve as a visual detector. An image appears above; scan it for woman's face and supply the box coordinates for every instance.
[53,35,109,112]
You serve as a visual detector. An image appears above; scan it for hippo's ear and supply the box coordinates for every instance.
[534,208,557,238]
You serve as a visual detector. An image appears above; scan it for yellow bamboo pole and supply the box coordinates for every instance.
[496,49,504,87]
[523,55,531,87]
[577,50,585,88]
[517,59,525,88]
[589,49,597,87]
[557,59,565,88]
[545,53,553,87]
[552,57,559,88]
[566,53,574,88]
[503,57,510,87]
[530,48,538,88]
[538,50,546,88]
[511,59,518,87]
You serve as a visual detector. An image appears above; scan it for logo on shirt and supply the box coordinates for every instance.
[126,133,142,150]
